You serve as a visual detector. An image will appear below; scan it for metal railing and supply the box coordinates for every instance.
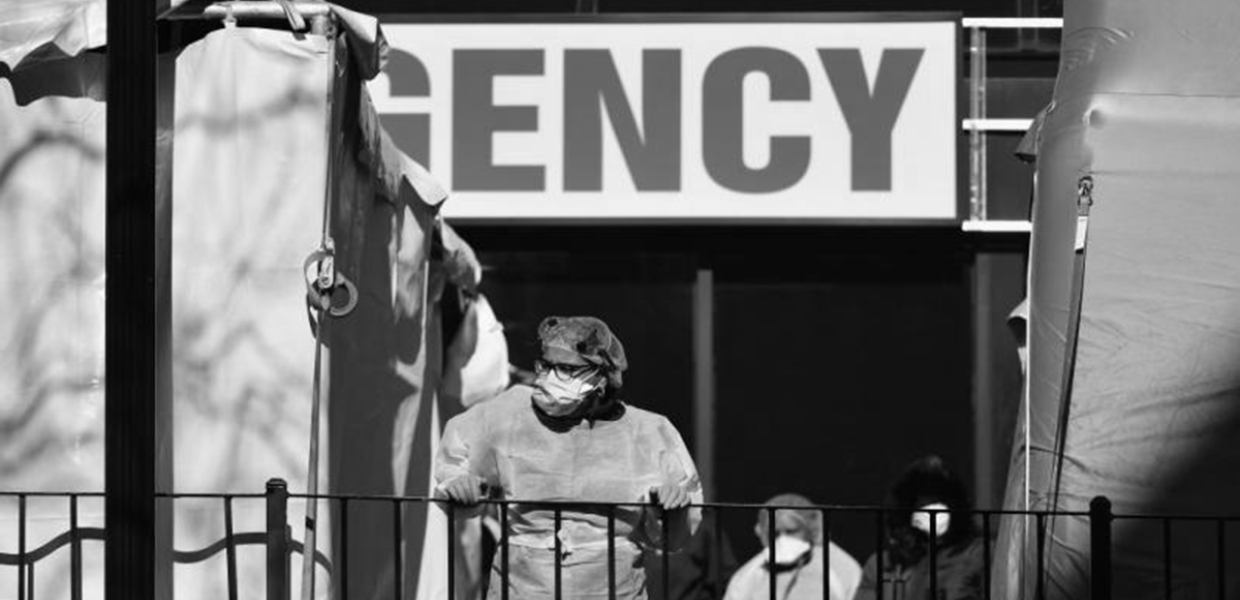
[0,492,104,600]
[8,481,1211,600]
[6,482,1240,600]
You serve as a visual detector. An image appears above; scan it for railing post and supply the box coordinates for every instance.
[1090,496,1112,600]
[267,478,290,600]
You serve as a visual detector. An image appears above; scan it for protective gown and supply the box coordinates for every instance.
[435,384,703,600]
[723,543,862,600]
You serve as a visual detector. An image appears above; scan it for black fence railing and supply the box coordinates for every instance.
[4,483,1240,600]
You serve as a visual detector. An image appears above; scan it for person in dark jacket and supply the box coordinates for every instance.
[855,456,986,600]
[644,512,739,600]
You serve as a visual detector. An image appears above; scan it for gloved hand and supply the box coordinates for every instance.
[439,475,487,506]
[649,482,691,511]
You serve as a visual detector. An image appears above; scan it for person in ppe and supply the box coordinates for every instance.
[435,315,703,600]
[854,456,985,600]
[722,493,862,600]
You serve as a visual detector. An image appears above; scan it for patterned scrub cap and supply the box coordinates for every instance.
[537,316,628,388]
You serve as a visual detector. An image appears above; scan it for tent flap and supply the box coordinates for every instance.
[998,2,1240,599]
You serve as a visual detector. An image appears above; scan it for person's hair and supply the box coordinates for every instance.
[589,375,623,410]
[883,455,979,567]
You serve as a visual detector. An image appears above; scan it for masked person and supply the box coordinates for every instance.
[435,316,703,600]
[723,494,862,600]
[855,456,986,600]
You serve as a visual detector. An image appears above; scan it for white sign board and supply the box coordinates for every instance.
[371,17,959,222]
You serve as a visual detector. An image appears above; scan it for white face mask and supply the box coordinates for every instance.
[767,534,812,566]
[534,370,602,416]
[911,502,950,537]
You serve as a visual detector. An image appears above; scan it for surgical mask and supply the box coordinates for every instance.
[766,534,812,566]
[911,502,950,537]
[533,370,602,416]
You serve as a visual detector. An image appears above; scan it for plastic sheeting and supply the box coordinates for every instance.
[172,21,505,600]
[0,8,107,597]
[2,7,507,599]
[994,1,1240,598]
[0,0,105,71]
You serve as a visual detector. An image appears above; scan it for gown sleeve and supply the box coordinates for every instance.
[638,415,704,552]
[433,401,499,496]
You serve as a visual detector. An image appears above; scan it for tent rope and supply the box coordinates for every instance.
[302,18,346,600]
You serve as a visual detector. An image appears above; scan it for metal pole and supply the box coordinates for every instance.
[968,26,988,221]
[972,253,995,509]
[105,0,158,596]
[693,268,716,501]
[302,18,336,600]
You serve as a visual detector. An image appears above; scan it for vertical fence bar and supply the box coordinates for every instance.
[26,564,33,600]
[1089,497,1111,600]
[608,507,616,600]
[267,479,290,600]
[19,494,27,600]
[340,499,349,600]
[712,508,722,596]
[1217,519,1225,600]
[501,502,510,600]
[71,495,82,600]
[1036,513,1046,600]
[822,509,832,599]
[554,509,563,600]
[447,503,456,600]
[876,511,885,600]
[982,512,991,600]
[480,504,487,598]
[225,496,239,600]
[928,510,937,600]
[768,507,777,600]
[393,500,402,600]
[1162,518,1172,600]
[662,505,671,600]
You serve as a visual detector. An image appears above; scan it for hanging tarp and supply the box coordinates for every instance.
[0,0,105,70]
[2,5,507,599]
[0,6,108,597]
[173,16,505,600]
[994,1,1240,598]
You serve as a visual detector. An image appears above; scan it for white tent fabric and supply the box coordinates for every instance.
[993,2,1240,599]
